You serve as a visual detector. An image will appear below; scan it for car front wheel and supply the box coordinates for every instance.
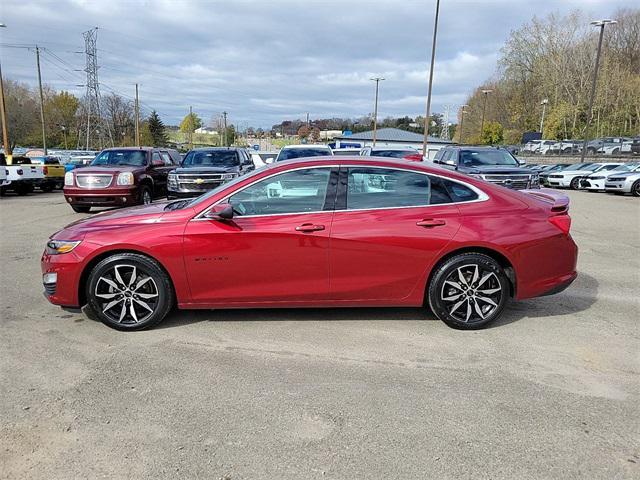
[632,180,640,197]
[570,177,581,189]
[428,253,510,330]
[86,253,173,330]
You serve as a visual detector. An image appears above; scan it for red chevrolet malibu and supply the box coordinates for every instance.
[42,157,578,331]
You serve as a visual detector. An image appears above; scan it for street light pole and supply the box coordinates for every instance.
[580,19,617,163]
[35,46,47,154]
[0,23,11,157]
[479,89,493,142]
[458,104,469,144]
[370,77,384,146]
[422,0,441,158]
[539,98,549,135]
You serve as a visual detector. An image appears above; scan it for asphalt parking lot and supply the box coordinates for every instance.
[0,190,638,479]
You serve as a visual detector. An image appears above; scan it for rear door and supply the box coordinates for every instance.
[328,166,463,302]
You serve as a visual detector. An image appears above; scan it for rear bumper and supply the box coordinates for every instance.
[63,186,139,207]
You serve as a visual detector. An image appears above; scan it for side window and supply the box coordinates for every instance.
[440,178,479,203]
[346,168,452,210]
[160,152,173,166]
[434,149,445,162]
[152,152,162,164]
[228,168,331,216]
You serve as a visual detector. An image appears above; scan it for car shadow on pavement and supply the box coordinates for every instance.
[156,272,598,330]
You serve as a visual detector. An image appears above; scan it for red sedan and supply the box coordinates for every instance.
[42,157,578,331]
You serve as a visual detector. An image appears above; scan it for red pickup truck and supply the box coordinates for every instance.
[63,147,181,213]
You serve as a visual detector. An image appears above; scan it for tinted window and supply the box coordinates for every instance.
[160,152,173,166]
[441,178,479,202]
[370,149,416,158]
[152,152,162,164]
[458,150,518,167]
[228,168,331,216]
[182,150,240,167]
[276,148,332,161]
[346,168,452,210]
[92,150,147,167]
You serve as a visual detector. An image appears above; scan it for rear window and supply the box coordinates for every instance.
[276,148,332,161]
[370,149,416,158]
[182,150,240,167]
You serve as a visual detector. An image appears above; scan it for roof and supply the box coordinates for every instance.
[335,128,453,144]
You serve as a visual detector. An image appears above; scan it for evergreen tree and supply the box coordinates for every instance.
[148,110,168,146]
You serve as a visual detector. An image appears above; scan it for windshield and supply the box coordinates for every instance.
[92,150,148,167]
[276,148,332,161]
[458,150,518,167]
[182,150,240,167]
[370,149,416,158]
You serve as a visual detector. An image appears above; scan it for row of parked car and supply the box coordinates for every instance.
[522,137,640,156]
[522,162,640,196]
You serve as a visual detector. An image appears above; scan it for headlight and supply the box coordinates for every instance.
[221,173,238,180]
[64,172,74,186]
[46,240,81,255]
[116,172,134,185]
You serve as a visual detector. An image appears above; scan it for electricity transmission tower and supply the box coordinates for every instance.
[80,27,112,150]
[440,105,451,140]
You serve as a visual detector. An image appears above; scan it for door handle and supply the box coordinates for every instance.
[416,219,446,228]
[295,223,325,232]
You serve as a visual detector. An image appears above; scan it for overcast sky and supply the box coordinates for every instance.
[0,0,631,128]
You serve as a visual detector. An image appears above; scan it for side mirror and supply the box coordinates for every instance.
[204,203,234,221]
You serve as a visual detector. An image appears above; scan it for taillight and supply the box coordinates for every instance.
[43,166,49,175]
[549,215,571,235]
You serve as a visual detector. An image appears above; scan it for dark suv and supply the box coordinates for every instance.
[167,147,255,199]
[63,147,181,213]
[433,146,539,190]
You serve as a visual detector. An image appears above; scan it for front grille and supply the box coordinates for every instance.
[482,175,530,190]
[76,174,113,188]
[548,174,564,179]
[608,177,626,182]
[176,173,225,192]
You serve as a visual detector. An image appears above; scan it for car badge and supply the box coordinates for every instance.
[195,178,204,184]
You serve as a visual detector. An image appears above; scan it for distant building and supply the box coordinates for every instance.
[195,127,218,135]
[319,130,343,140]
[333,127,453,159]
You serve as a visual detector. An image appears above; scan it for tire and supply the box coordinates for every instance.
[632,180,640,197]
[140,185,152,205]
[428,253,510,330]
[85,253,174,331]
[587,148,596,155]
[71,205,91,213]
[40,182,53,193]
[570,177,581,190]
[16,183,31,196]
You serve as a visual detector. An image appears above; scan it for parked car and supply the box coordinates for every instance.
[65,154,96,172]
[167,147,255,199]
[42,156,577,331]
[601,140,633,155]
[249,151,276,168]
[3,156,46,195]
[604,170,640,196]
[557,140,582,155]
[537,140,561,155]
[631,138,640,156]
[332,148,362,156]
[539,164,571,186]
[0,153,8,195]
[547,162,622,189]
[585,137,626,155]
[522,140,542,153]
[275,144,333,161]
[30,156,65,191]
[360,146,423,161]
[580,163,640,191]
[432,146,539,190]
[63,147,181,213]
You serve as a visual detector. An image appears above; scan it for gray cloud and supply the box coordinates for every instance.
[0,0,630,127]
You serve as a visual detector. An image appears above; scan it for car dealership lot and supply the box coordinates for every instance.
[0,192,638,479]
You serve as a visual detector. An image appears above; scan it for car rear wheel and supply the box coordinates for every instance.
[632,180,640,197]
[428,253,510,330]
[86,253,173,331]
[140,186,152,205]
[71,205,91,213]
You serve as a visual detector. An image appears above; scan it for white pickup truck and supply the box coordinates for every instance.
[2,155,46,195]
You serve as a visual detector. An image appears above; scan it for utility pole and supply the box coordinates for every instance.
[539,98,549,135]
[580,19,617,163]
[458,104,469,144]
[479,89,493,142]
[422,0,441,158]
[35,46,47,154]
[370,77,384,146]
[222,111,228,146]
[188,106,193,150]
[0,59,10,157]
[134,83,140,147]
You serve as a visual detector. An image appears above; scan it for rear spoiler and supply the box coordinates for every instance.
[521,188,570,214]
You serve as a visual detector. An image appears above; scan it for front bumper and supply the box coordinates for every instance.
[604,181,632,193]
[41,249,85,308]
[63,186,139,207]
[547,177,571,187]
[580,178,606,190]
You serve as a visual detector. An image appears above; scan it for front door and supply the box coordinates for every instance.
[329,166,462,301]
[183,166,337,304]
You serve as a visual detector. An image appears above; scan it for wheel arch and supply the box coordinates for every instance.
[139,176,154,193]
[424,246,517,304]
[78,248,175,306]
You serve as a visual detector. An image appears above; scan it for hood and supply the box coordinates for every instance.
[173,166,239,174]
[461,165,531,175]
[52,202,170,240]
[73,165,145,175]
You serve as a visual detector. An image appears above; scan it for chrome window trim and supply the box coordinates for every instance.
[192,164,489,221]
